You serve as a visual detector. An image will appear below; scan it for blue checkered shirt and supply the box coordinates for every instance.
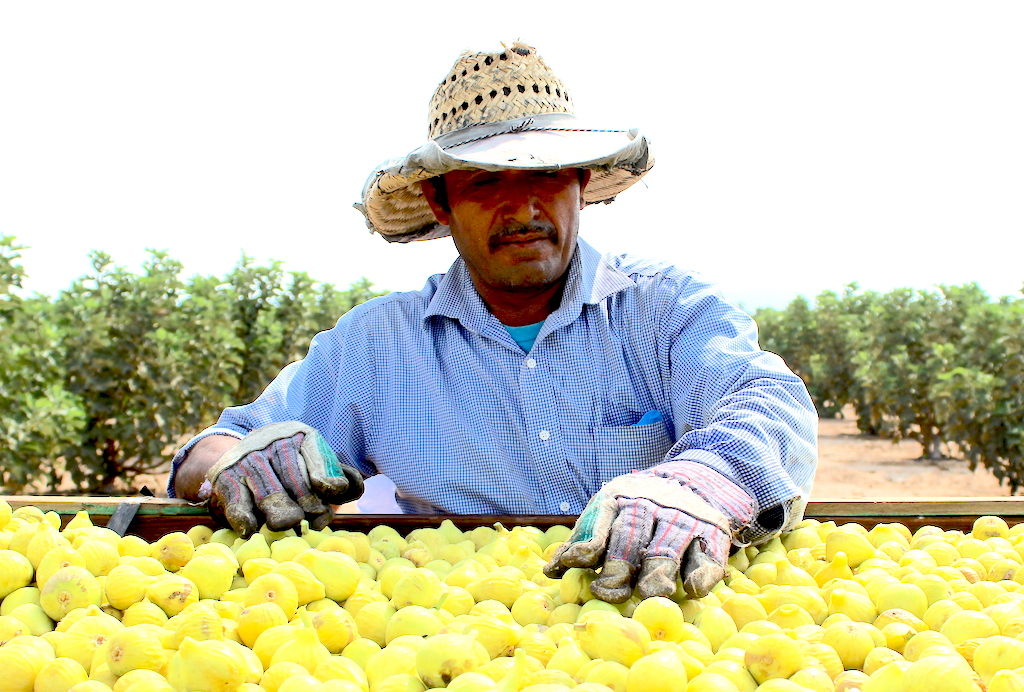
[169,238,817,541]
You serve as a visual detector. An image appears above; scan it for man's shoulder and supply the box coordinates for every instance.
[601,251,709,292]
[590,249,743,327]
[339,273,445,325]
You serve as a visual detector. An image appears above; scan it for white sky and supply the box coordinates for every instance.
[2,2,1022,310]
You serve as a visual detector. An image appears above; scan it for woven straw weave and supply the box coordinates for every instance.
[429,41,574,139]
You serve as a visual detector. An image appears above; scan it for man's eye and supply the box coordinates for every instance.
[472,177,500,187]
[532,171,566,185]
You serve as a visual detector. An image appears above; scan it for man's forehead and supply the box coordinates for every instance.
[446,169,501,182]
[443,168,581,183]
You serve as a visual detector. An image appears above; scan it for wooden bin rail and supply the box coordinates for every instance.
[3,496,1024,542]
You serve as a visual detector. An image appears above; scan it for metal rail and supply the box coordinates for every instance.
[4,495,1023,540]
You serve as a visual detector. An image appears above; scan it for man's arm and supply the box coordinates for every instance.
[172,434,240,501]
[662,289,818,543]
[167,318,375,533]
[168,354,332,500]
[546,265,816,601]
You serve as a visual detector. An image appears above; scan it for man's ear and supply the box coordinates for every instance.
[419,178,451,226]
[578,169,592,210]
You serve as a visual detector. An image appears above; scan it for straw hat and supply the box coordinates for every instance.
[354,41,654,243]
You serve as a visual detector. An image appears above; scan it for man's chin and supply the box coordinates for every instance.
[491,263,567,291]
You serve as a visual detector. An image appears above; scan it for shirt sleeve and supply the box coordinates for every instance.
[166,318,378,498]
[656,272,818,545]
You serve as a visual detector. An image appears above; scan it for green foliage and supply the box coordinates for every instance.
[222,258,381,405]
[0,237,383,493]
[930,298,1024,490]
[0,237,86,491]
[756,281,1024,493]
[852,284,992,456]
[55,250,195,491]
[755,284,877,420]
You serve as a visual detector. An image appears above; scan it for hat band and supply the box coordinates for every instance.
[433,113,629,151]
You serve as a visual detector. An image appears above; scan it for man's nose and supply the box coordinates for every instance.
[503,185,542,223]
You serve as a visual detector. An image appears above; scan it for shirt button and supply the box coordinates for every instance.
[525,358,536,368]
[539,430,551,441]
[559,501,571,512]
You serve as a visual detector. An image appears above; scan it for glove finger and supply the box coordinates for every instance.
[235,445,289,501]
[637,556,680,599]
[542,549,571,579]
[589,558,635,604]
[635,506,701,599]
[310,464,365,506]
[543,492,618,578]
[306,506,335,532]
[254,490,308,533]
[205,478,234,532]
[266,435,330,517]
[247,433,356,529]
[303,431,365,504]
[266,436,335,531]
[680,524,731,599]
[590,498,657,604]
[212,470,261,538]
[235,448,306,532]
[604,497,657,564]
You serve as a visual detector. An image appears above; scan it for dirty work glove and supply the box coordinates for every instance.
[198,421,364,538]
[544,461,754,603]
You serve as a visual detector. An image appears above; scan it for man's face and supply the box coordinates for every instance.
[424,168,588,293]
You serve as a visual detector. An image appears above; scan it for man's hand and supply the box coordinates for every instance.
[543,461,754,603]
[199,422,364,538]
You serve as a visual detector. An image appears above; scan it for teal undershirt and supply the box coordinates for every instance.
[504,320,544,352]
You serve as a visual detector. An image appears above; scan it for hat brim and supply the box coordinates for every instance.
[356,114,653,243]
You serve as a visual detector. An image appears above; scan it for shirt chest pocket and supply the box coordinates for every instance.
[592,421,674,492]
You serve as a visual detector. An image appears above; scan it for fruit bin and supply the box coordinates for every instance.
[4,496,1024,540]
[4,496,1024,692]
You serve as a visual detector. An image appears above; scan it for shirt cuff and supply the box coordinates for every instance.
[166,427,246,498]
[665,449,808,546]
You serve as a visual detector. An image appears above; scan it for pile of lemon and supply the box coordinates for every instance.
[1,499,1023,692]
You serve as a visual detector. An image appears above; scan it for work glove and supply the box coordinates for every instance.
[544,460,754,603]
[198,421,364,538]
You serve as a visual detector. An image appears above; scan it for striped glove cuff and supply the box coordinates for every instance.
[649,460,755,537]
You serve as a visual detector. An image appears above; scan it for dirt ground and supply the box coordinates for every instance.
[812,413,1011,498]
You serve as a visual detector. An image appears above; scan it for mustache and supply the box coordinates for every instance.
[488,221,558,247]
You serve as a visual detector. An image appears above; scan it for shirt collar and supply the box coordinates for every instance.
[574,237,638,306]
[423,237,636,336]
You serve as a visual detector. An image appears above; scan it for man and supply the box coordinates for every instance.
[170,41,817,602]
